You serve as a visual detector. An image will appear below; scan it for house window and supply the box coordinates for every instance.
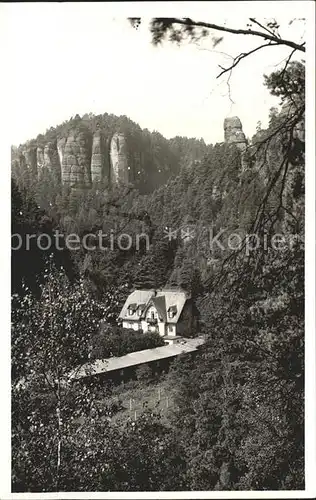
[151,311,155,319]
[137,309,142,316]
[128,308,133,315]
[168,306,177,319]
[168,325,173,332]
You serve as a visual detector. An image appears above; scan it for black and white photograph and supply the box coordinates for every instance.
[1,1,315,497]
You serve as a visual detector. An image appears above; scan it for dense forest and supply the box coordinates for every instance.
[11,20,305,491]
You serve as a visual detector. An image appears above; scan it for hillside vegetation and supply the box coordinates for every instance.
[11,60,305,491]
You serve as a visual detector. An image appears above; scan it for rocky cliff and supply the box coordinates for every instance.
[36,146,44,172]
[44,142,61,181]
[224,116,248,171]
[13,130,133,190]
[61,131,92,187]
[224,116,247,151]
[110,132,129,185]
[22,145,37,176]
[11,112,210,198]
[12,114,244,193]
[91,131,104,183]
[13,133,132,190]
[57,137,66,168]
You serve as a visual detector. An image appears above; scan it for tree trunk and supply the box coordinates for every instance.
[55,379,62,491]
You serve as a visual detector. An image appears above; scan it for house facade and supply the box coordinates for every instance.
[118,288,198,344]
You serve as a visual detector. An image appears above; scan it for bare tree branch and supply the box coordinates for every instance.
[151,17,306,53]
[217,42,279,78]
[249,18,281,39]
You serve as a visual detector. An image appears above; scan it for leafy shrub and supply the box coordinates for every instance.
[90,325,165,360]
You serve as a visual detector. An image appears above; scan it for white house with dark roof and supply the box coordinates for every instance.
[118,288,198,344]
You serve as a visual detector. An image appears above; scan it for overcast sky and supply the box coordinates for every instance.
[0,1,308,146]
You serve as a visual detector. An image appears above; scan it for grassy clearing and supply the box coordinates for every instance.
[95,374,177,426]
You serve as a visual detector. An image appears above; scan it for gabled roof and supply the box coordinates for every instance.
[119,289,156,320]
[156,290,188,324]
[150,296,167,322]
[119,288,190,324]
